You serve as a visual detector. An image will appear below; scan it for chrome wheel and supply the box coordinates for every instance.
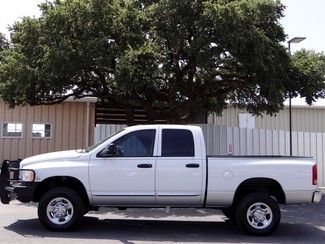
[246,202,273,230]
[46,197,74,225]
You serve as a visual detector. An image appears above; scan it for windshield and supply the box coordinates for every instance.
[85,129,124,152]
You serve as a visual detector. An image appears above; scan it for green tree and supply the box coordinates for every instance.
[0,33,9,59]
[290,49,325,104]
[0,0,324,123]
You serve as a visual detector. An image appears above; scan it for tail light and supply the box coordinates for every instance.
[312,164,318,185]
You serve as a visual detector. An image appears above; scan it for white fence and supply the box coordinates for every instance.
[94,124,325,187]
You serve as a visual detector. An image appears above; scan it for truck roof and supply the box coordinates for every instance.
[125,124,202,131]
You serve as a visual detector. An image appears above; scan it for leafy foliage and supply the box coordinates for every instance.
[0,0,324,123]
[291,50,325,104]
[0,33,9,61]
[0,33,8,51]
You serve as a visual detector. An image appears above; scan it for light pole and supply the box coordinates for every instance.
[287,37,306,156]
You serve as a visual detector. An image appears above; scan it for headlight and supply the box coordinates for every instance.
[19,170,35,182]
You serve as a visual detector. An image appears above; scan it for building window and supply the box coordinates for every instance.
[32,123,52,138]
[239,113,255,129]
[1,122,23,138]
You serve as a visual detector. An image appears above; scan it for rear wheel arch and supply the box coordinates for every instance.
[233,178,286,206]
[33,176,90,208]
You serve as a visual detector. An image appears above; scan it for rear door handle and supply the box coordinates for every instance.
[137,163,153,168]
[186,163,200,168]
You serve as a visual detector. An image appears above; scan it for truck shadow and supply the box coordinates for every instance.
[5,217,325,243]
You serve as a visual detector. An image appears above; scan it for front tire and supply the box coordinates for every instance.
[235,193,280,235]
[38,187,85,231]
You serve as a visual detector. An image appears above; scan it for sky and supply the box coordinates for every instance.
[0,0,324,106]
[0,0,43,36]
[281,0,325,53]
[0,0,324,52]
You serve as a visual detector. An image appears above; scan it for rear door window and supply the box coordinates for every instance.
[162,129,194,157]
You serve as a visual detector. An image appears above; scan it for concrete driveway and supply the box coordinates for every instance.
[0,197,324,243]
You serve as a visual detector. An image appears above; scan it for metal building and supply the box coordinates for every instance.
[0,97,96,163]
[208,103,325,133]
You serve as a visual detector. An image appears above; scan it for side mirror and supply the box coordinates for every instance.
[98,144,118,157]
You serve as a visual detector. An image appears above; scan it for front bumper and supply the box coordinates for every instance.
[313,190,322,203]
[0,160,38,204]
[4,183,38,203]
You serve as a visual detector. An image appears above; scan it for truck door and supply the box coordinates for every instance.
[90,129,157,206]
[155,128,204,206]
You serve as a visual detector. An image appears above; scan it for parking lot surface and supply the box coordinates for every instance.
[0,197,324,244]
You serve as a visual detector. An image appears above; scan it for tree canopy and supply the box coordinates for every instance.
[0,33,9,60]
[291,49,325,104]
[0,0,324,123]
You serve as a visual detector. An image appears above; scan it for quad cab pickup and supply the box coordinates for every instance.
[0,125,322,235]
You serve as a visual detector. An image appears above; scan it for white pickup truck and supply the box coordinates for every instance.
[0,125,322,235]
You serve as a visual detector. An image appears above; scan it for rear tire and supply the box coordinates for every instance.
[235,193,280,235]
[38,187,85,231]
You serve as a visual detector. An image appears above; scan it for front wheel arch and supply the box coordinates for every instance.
[33,176,90,208]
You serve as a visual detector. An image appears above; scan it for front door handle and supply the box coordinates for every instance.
[137,163,153,168]
[186,163,200,168]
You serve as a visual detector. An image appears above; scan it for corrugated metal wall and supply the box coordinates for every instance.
[94,124,127,143]
[208,106,325,132]
[0,101,95,162]
[94,124,325,187]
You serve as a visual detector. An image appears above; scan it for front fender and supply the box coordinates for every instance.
[25,160,90,200]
